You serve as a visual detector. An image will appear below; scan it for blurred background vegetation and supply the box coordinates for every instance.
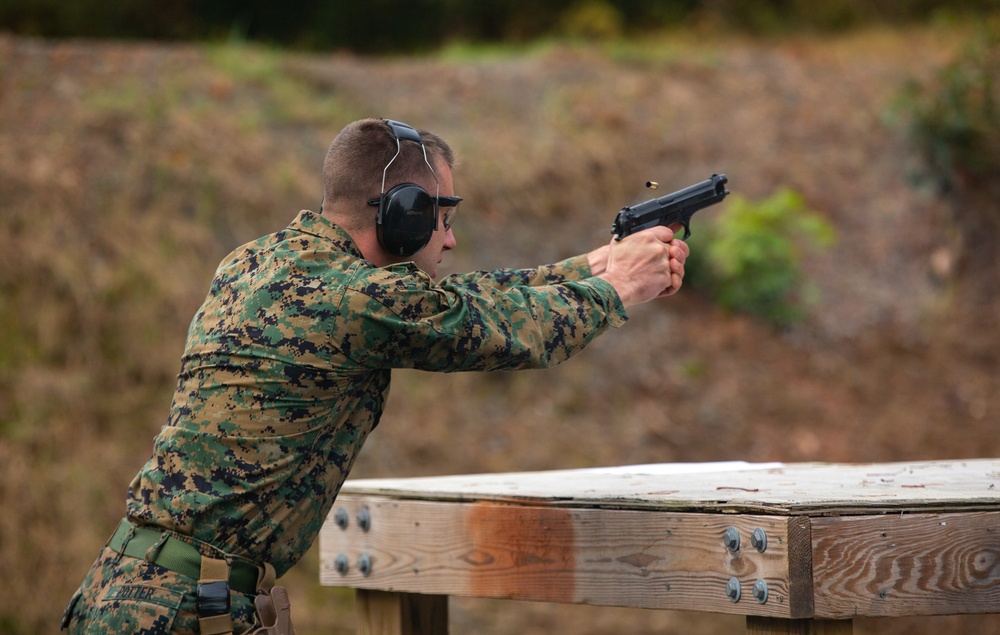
[2,0,1000,51]
[2,2,1000,635]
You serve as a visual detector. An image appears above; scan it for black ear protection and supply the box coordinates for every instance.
[374,120,440,258]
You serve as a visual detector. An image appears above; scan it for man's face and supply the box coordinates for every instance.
[409,159,457,278]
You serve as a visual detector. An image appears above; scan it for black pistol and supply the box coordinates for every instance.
[611,174,729,240]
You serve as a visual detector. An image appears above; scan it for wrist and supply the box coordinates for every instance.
[587,245,610,276]
[597,271,637,308]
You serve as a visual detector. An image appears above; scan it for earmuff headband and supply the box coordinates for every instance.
[381,120,439,202]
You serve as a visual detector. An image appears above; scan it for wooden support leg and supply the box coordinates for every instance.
[747,617,853,635]
[356,590,449,635]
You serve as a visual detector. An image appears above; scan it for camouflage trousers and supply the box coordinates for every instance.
[62,547,258,634]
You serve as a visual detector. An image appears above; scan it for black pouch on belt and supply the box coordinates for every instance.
[197,556,234,635]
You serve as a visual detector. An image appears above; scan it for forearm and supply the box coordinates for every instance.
[440,254,593,289]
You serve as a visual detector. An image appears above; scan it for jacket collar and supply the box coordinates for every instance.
[289,210,365,259]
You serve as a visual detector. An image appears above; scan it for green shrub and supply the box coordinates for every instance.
[558,1,624,40]
[687,189,835,328]
[893,22,1000,188]
[890,21,1000,275]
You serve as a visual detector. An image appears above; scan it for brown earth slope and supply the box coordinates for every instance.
[0,27,997,634]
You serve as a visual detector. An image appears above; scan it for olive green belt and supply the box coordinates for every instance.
[107,518,261,595]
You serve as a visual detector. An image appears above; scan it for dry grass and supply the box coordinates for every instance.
[1,26,998,634]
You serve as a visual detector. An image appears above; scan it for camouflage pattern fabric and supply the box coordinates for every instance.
[62,548,257,634]
[68,209,625,632]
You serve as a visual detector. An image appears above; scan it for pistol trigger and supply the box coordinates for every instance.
[680,222,691,240]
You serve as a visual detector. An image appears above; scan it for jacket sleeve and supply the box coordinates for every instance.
[333,259,626,373]
[437,255,593,290]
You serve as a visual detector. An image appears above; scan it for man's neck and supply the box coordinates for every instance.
[320,202,393,267]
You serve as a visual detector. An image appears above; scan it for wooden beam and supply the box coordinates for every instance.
[746,616,852,635]
[356,590,448,635]
[320,496,814,618]
[811,511,1000,618]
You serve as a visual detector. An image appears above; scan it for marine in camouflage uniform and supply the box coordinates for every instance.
[63,119,687,634]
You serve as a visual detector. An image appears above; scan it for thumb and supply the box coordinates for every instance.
[254,593,276,627]
[271,586,295,634]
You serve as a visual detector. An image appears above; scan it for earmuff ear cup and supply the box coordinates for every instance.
[376,183,436,257]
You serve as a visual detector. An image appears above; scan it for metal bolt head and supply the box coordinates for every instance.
[334,554,349,575]
[357,508,371,532]
[753,578,769,604]
[334,508,349,530]
[726,577,741,603]
[751,527,768,553]
[723,526,741,552]
[358,553,372,577]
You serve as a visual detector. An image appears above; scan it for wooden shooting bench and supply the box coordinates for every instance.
[319,460,1000,634]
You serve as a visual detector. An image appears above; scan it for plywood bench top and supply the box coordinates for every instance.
[338,459,1000,516]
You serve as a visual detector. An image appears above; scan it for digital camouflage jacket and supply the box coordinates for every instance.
[126,210,627,577]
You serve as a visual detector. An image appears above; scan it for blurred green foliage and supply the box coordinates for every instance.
[2,0,999,52]
[687,190,836,328]
[891,19,1000,274]
[893,21,1000,186]
[559,0,626,40]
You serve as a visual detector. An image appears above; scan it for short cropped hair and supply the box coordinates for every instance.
[322,118,455,229]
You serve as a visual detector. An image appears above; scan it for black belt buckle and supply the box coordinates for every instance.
[197,580,231,618]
